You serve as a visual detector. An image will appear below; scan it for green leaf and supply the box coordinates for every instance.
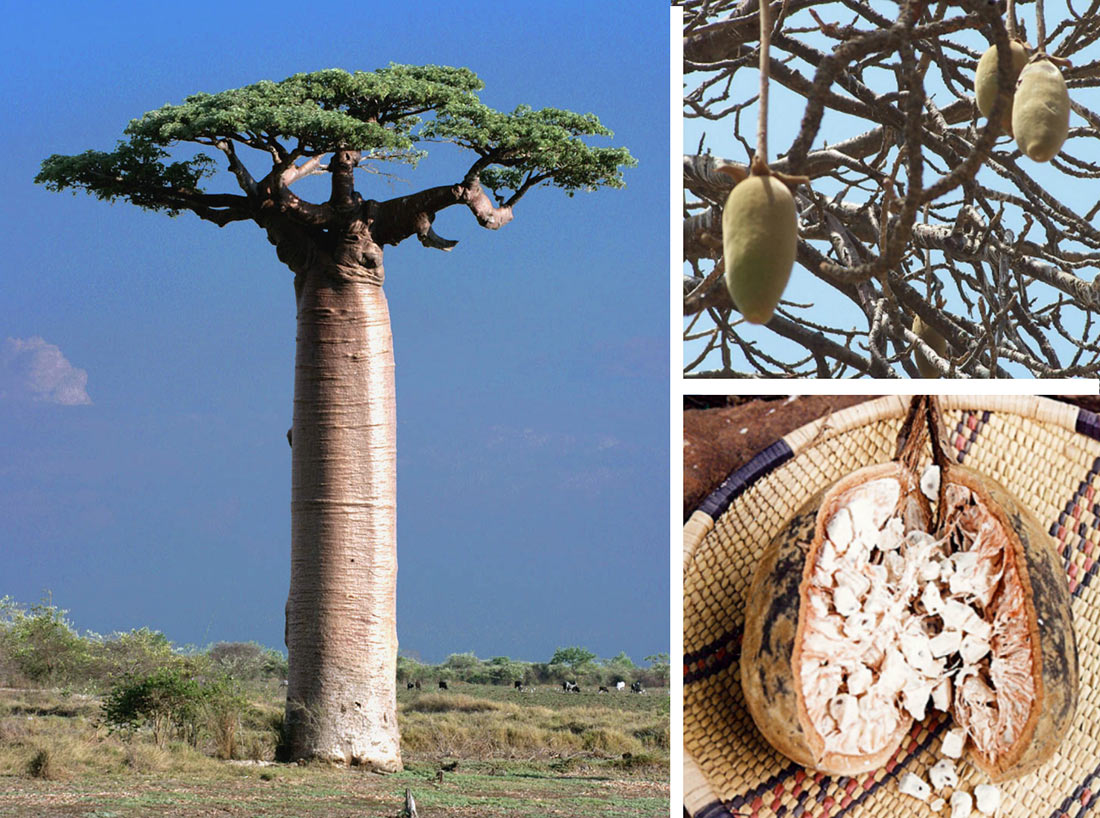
[424,102,638,194]
[36,137,214,215]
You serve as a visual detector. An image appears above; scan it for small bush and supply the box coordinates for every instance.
[0,598,89,687]
[102,667,229,747]
[207,642,287,682]
[202,678,248,759]
[611,751,661,770]
[102,667,197,746]
[84,627,179,686]
[26,747,60,780]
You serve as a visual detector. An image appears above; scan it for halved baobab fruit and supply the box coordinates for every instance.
[740,398,1077,781]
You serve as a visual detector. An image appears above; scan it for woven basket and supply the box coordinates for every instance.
[684,395,1100,818]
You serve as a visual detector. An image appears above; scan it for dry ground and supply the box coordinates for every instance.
[0,684,669,817]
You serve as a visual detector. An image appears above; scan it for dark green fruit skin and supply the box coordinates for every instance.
[949,467,1079,782]
[740,500,819,769]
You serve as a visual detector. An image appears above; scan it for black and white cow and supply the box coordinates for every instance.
[630,681,646,694]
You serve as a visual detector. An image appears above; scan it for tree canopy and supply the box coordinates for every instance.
[37,64,635,253]
[683,0,1100,378]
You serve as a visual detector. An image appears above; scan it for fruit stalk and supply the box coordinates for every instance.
[756,0,771,165]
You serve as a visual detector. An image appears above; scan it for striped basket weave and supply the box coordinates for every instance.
[683,395,1100,818]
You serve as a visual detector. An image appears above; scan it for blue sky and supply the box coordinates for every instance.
[0,1,669,664]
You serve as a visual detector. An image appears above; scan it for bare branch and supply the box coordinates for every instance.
[684,0,1100,377]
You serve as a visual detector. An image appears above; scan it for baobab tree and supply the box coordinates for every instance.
[683,0,1100,377]
[36,64,634,770]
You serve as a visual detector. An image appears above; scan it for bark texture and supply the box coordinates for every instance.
[283,268,400,771]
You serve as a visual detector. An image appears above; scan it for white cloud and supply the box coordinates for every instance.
[0,337,91,405]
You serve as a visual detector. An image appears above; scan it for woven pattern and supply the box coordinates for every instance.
[684,395,1100,818]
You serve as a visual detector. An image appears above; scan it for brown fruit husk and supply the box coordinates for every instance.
[740,397,1078,780]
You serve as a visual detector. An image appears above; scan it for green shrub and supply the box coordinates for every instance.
[202,677,248,759]
[549,646,597,672]
[102,667,205,747]
[102,668,250,755]
[0,597,89,686]
[207,642,286,682]
[86,628,176,684]
[443,652,479,670]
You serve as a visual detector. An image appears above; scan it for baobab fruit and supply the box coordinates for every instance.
[740,397,1078,781]
[912,315,948,377]
[722,174,797,325]
[1012,57,1070,162]
[975,40,1029,134]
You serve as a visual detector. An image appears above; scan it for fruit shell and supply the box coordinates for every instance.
[722,174,797,325]
[1012,58,1070,162]
[975,40,1030,134]
[740,462,930,774]
[942,463,1079,781]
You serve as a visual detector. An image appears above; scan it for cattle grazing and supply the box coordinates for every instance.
[415,680,421,690]
[439,680,449,690]
[562,680,580,693]
[407,682,415,690]
[615,680,626,691]
[630,681,646,694]
[598,685,609,693]
[514,680,523,690]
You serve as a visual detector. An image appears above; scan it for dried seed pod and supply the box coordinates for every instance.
[1012,57,1070,162]
[912,315,948,378]
[975,40,1030,134]
[722,174,797,325]
[741,397,1078,781]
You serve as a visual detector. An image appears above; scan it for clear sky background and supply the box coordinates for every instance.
[0,1,669,665]
[684,1,1096,377]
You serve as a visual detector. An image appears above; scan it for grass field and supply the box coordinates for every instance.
[0,683,669,817]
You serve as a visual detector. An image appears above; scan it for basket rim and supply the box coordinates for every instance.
[686,394,1090,532]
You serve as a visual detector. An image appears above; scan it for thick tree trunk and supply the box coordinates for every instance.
[281,266,401,771]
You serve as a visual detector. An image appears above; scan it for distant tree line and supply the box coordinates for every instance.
[0,596,670,692]
[397,647,670,690]
[0,596,287,691]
